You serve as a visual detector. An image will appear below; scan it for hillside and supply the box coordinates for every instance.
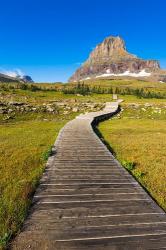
[0,73,20,83]
[0,73,33,83]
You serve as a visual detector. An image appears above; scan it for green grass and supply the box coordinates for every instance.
[70,78,166,89]
[0,86,113,104]
[98,102,166,211]
[0,112,76,248]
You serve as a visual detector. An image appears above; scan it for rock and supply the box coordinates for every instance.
[0,102,6,106]
[69,36,160,82]
[72,107,79,112]
[32,107,37,111]
[65,106,71,110]
[8,109,13,113]
[129,103,140,109]
[0,108,7,114]
[8,101,25,106]
[144,103,152,107]
[46,107,54,112]
[56,102,66,107]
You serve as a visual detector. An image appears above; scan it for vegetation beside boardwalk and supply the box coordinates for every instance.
[98,103,166,211]
[0,80,166,248]
[0,114,77,248]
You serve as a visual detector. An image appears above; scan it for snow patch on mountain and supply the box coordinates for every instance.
[95,69,151,78]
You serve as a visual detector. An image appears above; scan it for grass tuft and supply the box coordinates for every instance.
[42,146,53,161]
[121,160,136,171]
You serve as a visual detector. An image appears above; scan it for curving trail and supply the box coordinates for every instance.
[11,102,166,249]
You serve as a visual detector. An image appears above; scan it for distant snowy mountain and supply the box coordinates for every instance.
[0,72,33,83]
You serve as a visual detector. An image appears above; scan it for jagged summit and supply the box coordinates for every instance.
[69,35,160,82]
[86,36,136,63]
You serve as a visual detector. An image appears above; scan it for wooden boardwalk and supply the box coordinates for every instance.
[11,102,166,249]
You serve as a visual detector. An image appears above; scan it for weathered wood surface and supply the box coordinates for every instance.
[11,102,166,249]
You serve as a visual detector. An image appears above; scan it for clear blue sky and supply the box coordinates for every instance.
[0,0,166,82]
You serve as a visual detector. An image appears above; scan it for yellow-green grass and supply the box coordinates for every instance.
[0,87,112,104]
[1,79,166,107]
[98,103,166,211]
[119,95,166,104]
[0,113,76,248]
[1,87,166,107]
[69,78,166,93]
[1,78,166,100]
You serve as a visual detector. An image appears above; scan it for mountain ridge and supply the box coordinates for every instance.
[0,73,33,83]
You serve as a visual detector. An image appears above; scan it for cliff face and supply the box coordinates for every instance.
[69,36,160,82]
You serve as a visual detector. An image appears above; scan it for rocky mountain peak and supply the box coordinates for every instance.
[69,35,160,82]
[87,36,136,64]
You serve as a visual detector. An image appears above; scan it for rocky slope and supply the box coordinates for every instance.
[69,36,160,82]
[0,73,33,83]
[0,73,20,83]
